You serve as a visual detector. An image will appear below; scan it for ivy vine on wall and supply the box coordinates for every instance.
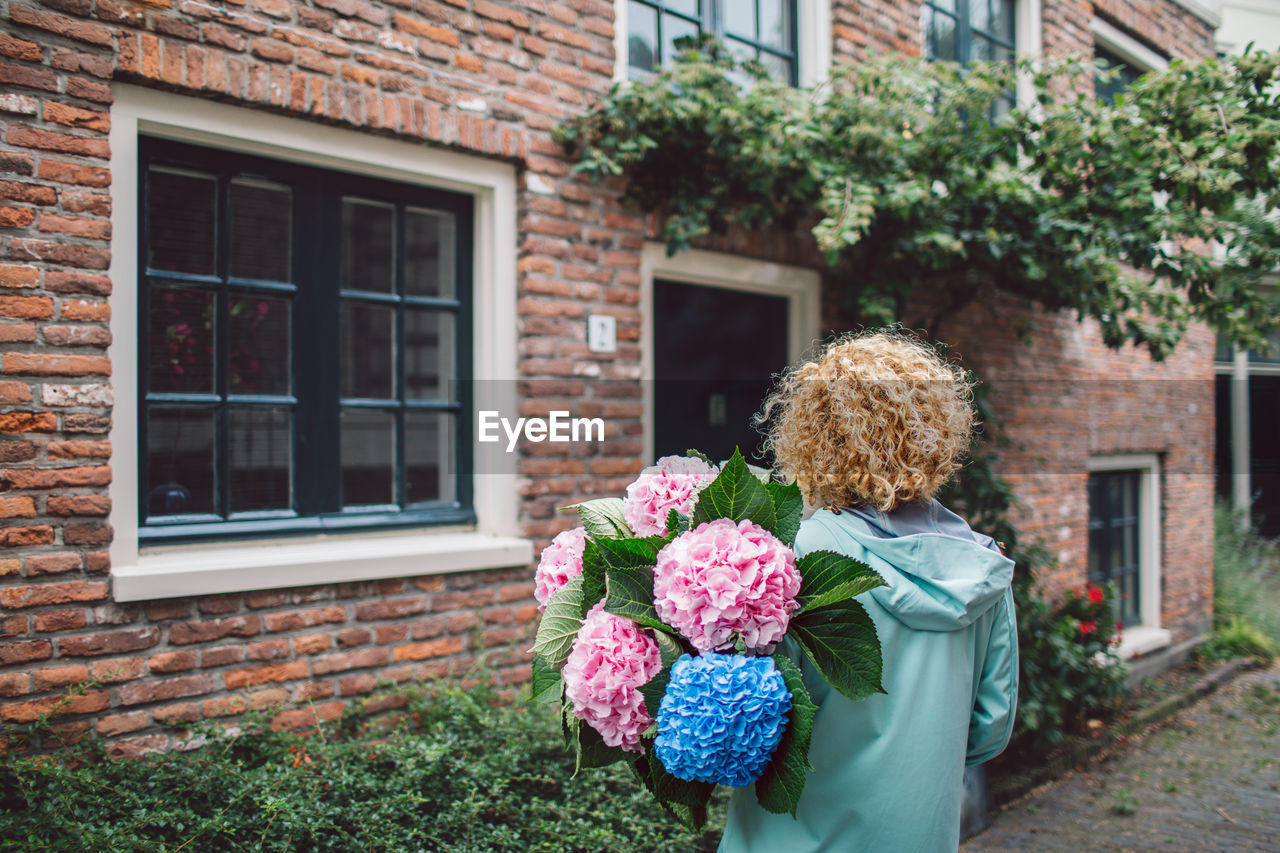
[557,44,1280,358]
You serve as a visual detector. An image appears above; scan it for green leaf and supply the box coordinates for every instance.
[654,630,687,667]
[666,508,690,536]
[795,551,886,614]
[576,716,631,772]
[789,599,885,702]
[685,448,715,467]
[690,448,776,532]
[765,480,804,547]
[578,553,607,620]
[631,753,710,831]
[565,497,633,539]
[529,654,563,704]
[639,664,671,720]
[531,574,585,669]
[604,565,669,633]
[593,535,664,569]
[754,655,818,815]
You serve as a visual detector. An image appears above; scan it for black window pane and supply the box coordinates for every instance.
[229,408,291,512]
[147,408,216,517]
[230,178,291,282]
[147,167,216,275]
[406,411,455,504]
[629,1,658,72]
[760,0,789,50]
[341,302,395,399]
[228,293,291,396]
[342,409,395,506]
[927,8,958,62]
[149,286,215,394]
[342,198,394,293]
[405,310,452,401]
[724,0,754,38]
[993,0,1015,42]
[1095,46,1144,103]
[663,13,700,62]
[970,0,991,36]
[405,208,455,298]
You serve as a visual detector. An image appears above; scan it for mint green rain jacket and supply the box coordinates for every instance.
[719,503,1018,853]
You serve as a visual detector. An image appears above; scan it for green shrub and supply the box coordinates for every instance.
[941,449,1128,756]
[1206,503,1280,663]
[0,680,725,853]
[1012,580,1128,752]
[1200,615,1277,664]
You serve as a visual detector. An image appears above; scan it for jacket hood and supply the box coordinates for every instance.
[809,507,1014,632]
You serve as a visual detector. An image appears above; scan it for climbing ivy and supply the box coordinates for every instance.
[558,45,1280,359]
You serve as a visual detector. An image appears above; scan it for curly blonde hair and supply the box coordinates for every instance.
[758,330,975,511]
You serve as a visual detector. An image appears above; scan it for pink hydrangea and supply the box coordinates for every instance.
[534,526,586,610]
[623,455,720,537]
[654,518,801,652]
[563,602,662,753]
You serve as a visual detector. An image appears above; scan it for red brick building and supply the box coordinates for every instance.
[0,0,1220,753]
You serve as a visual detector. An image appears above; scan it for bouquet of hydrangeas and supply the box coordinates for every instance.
[530,449,886,827]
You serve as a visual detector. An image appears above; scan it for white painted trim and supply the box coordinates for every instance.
[613,0,832,87]
[108,85,527,601]
[113,531,532,602]
[1092,17,1170,72]
[639,242,822,464]
[798,0,833,89]
[1230,347,1253,520]
[1087,453,1165,652]
[1014,0,1044,108]
[1116,625,1174,660]
[1169,0,1223,29]
[613,0,629,85]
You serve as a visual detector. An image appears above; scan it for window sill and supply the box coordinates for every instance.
[112,529,533,602]
[1116,625,1173,660]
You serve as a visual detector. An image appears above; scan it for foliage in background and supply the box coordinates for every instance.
[941,441,1127,755]
[559,44,1280,358]
[559,41,1280,760]
[1199,503,1280,663]
[0,679,725,853]
[1012,581,1127,752]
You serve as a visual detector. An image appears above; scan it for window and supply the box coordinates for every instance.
[923,0,1016,65]
[139,138,473,542]
[1091,17,1168,102]
[639,243,821,465]
[626,0,799,83]
[1086,454,1168,656]
[1093,44,1144,102]
[1087,469,1143,626]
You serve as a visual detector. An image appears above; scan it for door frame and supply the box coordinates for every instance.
[640,242,822,464]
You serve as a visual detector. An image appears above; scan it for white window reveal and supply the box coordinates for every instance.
[1086,453,1170,658]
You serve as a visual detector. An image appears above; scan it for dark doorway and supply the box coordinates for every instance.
[653,279,790,465]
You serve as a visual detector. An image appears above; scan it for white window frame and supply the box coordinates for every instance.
[639,242,821,464]
[1091,17,1170,75]
[613,0,832,88]
[108,86,531,602]
[1086,453,1171,658]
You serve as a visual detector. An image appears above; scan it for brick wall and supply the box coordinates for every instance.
[0,0,1221,752]
[933,302,1216,645]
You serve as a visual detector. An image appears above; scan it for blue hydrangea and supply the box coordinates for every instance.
[654,653,792,788]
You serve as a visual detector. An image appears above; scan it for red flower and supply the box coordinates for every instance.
[1087,585,1105,605]
[1079,619,1097,637]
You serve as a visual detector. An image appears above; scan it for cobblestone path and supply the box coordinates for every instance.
[964,664,1280,852]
